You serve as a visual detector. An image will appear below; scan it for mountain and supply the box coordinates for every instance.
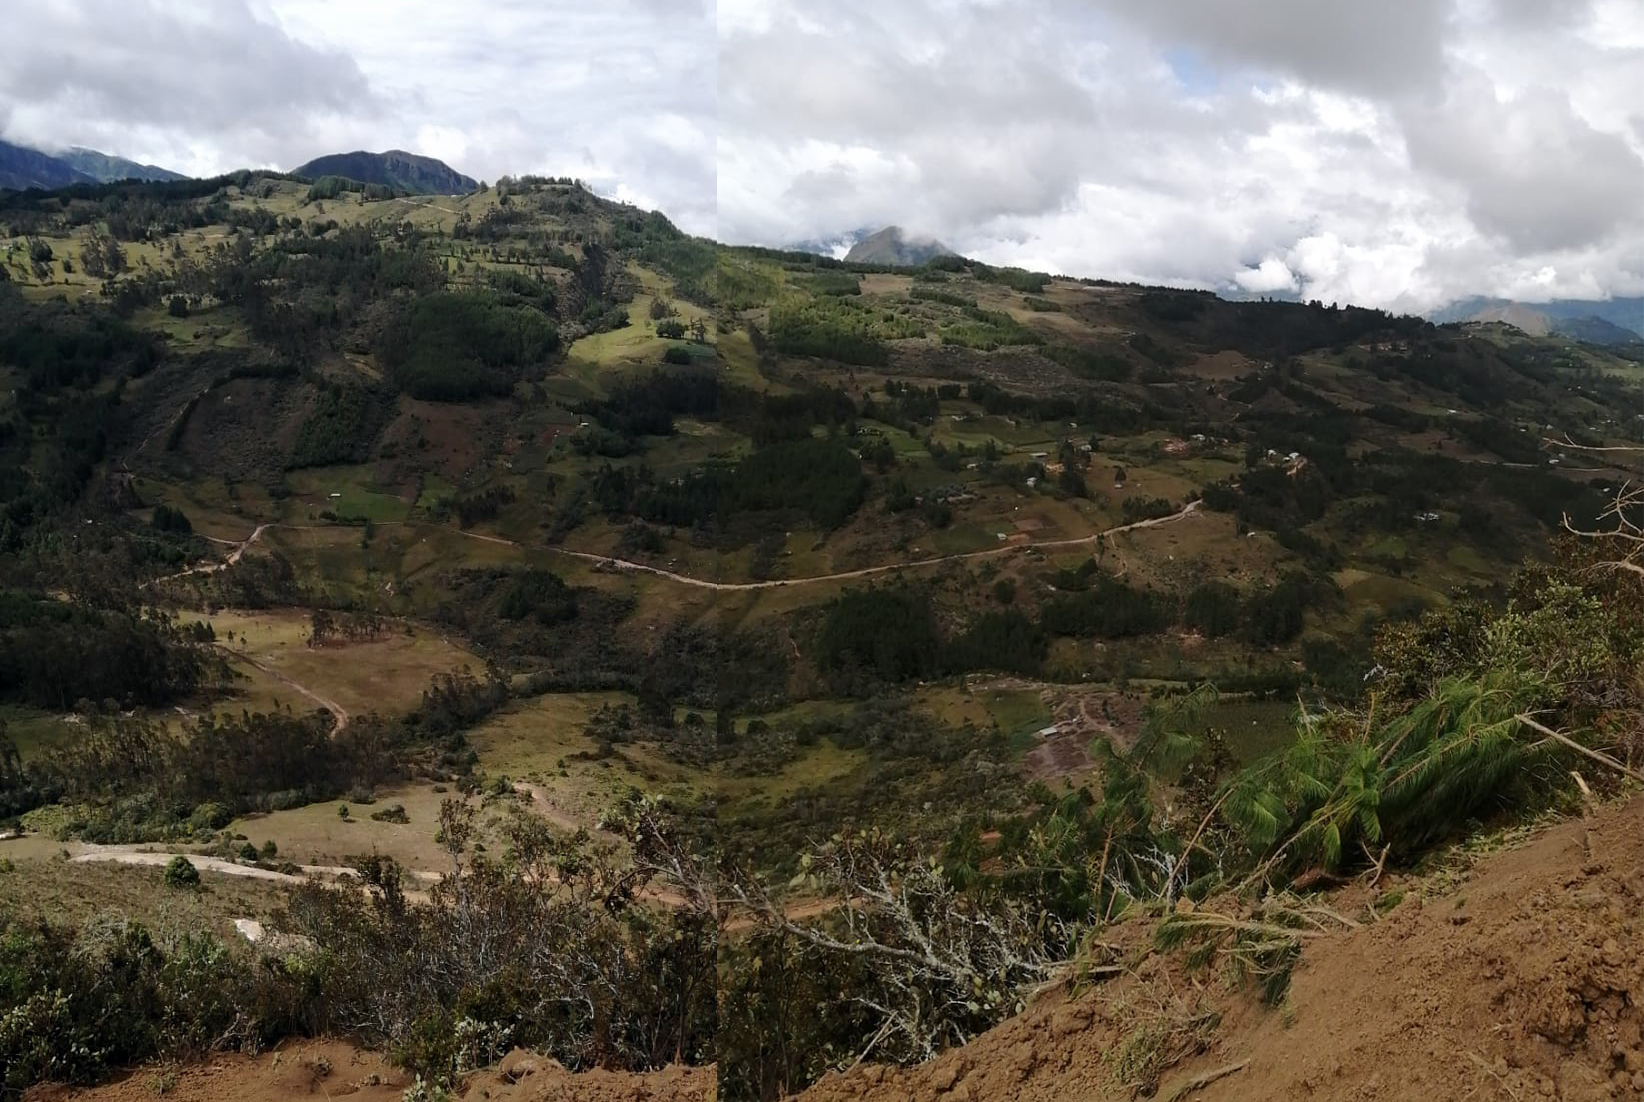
[842,225,957,266]
[0,138,95,191]
[54,146,185,183]
[789,226,878,260]
[292,149,477,195]
[1433,295,1644,344]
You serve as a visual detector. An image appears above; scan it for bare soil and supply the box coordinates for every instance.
[799,793,1644,1101]
[25,1042,713,1102]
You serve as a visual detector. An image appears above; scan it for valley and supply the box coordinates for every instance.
[0,165,1640,1101]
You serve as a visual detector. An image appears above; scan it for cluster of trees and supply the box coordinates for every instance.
[378,290,559,401]
[307,608,387,646]
[585,437,867,535]
[0,593,220,711]
[767,294,923,366]
[287,383,389,468]
[814,568,1323,693]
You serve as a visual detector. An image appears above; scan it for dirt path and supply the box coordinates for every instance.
[547,500,1202,591]
[66,843,437,886]
[150,501,1200,596]
[215,642,350,734]
[24,1037,716,1102]
[144,523,270,587]
[511,782,623,842]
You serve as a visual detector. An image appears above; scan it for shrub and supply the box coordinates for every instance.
[163,856,199,888]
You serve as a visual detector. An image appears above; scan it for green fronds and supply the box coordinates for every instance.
[1223,669,1575,882]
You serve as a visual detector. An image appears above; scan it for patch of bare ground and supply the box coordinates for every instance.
[799,793,1644,1101]
[24,1041,714,1102]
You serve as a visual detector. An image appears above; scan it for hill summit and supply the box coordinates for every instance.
[0,139,186,190]
[292,149,478,195]
[843,225,957,266]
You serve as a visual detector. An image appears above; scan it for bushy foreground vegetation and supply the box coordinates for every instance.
[716,534,1644,1096]
[0,798,714,1095]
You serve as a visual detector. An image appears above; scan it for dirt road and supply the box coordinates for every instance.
[150,500,1200,596]
[215,643,350,734]
[546,500,1202,591]
[145,523,271,587]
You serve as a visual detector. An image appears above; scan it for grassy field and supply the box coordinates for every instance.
[225,783,520,873]
[187,609,482,721]
[0,704,76,763]
[0,850,290,939]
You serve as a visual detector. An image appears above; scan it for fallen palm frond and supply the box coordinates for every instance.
[1155,895,1357,1005]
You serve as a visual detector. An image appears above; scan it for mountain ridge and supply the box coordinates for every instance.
[842,225,957,266]
[291,149,478,195]
[0,138,96,191]
[1431,294,1644,343]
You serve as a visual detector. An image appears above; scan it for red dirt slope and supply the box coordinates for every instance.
[800,794,1644,1101]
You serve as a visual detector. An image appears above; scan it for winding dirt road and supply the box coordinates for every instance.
[545,499,1202,591]
[217,644,350,734]
[145,523,271,587]
[150,500,1201,596]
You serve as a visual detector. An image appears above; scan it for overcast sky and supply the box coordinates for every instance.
[0,0,718,235]
[720,0,1644,312]
[3,1,1641,312]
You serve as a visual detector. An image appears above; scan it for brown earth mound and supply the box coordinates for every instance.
[800,794,1644,1101]
[25,1042,714,1102]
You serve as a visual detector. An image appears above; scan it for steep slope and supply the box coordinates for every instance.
[843,225,957,266]
[292,148,478,194]
[54,145,186,183]
[799,794,1644,1102]
[0,138,95,190]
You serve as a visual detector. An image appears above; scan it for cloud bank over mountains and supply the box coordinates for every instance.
[5,0,1641,311]
[719,0,1644,312]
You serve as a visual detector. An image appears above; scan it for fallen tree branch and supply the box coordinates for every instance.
[1516,714,1644,785]
[1161,1058,1251,1101]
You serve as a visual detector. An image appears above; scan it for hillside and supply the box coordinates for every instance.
[844,225,957,265]
[1,169,1641,1101]
[292,148,478,193]
[53,145,186,183]
[0,138,96,190]
[799,791,1644,1102]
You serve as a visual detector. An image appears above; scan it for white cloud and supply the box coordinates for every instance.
[4,1,1640,307]
[1236,259,1300,294]
[1,0,717,235]
[718,0,1644,312]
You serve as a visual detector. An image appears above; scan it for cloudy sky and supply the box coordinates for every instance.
[720,0,1644,312]
[0,0,718,235]
[3,1,1641,312]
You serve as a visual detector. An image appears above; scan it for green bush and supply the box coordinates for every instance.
[163,856,199,888]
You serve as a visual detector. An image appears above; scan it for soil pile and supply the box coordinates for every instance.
[800,794,1644,1101]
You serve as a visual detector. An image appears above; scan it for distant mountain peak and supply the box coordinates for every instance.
[0,139,185,190]
[56,146,185,183]
[292,149,477,195]
[843,225,957,266]
[1432,295,1644,345]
